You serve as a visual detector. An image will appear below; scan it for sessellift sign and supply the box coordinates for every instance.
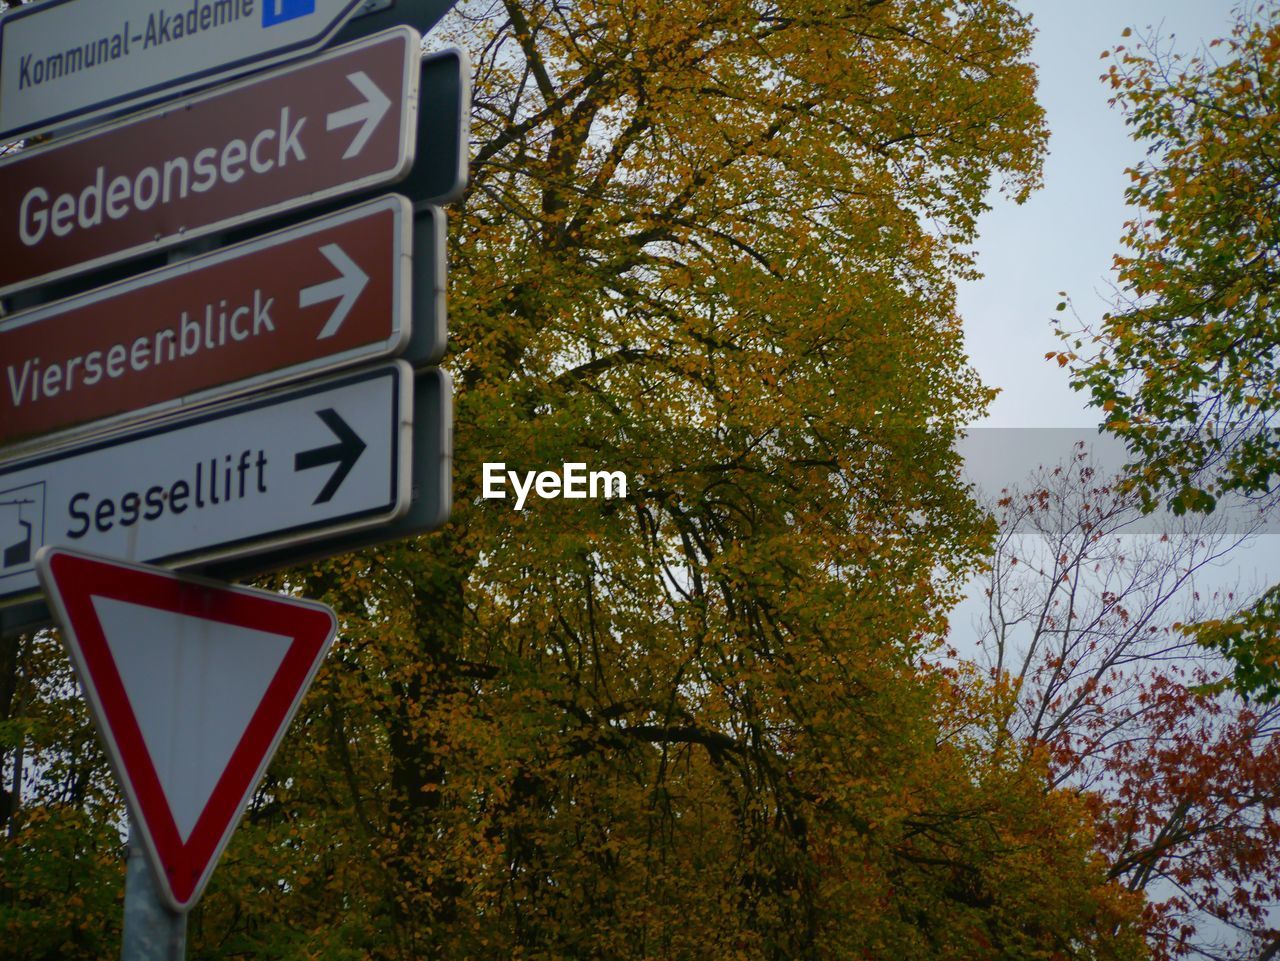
[0,0,369,140]
[0,362,413,606]
[0,26,424,298]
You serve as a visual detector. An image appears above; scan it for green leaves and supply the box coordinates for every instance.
[1056,3,1280,702]
[1065,6,1280,509]
[1184,585,1280,703]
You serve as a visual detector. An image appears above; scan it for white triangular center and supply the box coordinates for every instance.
[91,595,292,843]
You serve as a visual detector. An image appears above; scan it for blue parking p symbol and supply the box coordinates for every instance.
[262,0,316,27]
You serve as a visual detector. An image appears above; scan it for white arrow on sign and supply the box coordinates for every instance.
[327,71,393,160]
[299,243,370,339]
[0,195,410,457]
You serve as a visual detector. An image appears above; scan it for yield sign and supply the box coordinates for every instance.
[35,546,337,911]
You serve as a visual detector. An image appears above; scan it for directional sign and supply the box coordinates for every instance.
[209,366,451,580]
[36,546,337,910]
[0,195,413,454]
[0,0,368,140]
[0,366,449,636]
[0,26,422,298]
[0,362,412,606]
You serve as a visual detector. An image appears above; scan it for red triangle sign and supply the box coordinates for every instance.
[35,547,337,912]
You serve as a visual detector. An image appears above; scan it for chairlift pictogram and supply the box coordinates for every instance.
[1,497,35,569]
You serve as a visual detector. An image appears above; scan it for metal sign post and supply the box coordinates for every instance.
[6,0,464,947]
[121,821,186,961]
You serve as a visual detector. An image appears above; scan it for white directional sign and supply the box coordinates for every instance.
[0,363,412,605]
[0,0,368,140]
[36,546,337,910]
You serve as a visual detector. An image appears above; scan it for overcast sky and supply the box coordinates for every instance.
[953,0,1279,516]
[951,0,1279,644]
[960,0,1239,428]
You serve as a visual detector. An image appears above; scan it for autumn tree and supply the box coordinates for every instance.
[0,630,122,959]
[963,445,1280,960]
[1054,2,1280,698]
[4,2,1152,958]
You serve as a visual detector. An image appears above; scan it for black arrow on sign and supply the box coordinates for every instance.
[294,408,367,505]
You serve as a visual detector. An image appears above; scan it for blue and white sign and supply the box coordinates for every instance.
[0,0,368,140]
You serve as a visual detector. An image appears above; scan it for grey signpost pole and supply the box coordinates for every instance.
[115,244,198,960]
[121,821,185,960]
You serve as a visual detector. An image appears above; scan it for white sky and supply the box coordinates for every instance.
[960,0,1240,428]
[952,0,1279,650]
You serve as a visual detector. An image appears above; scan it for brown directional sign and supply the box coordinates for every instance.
[0,26,421,298]
[0,195,411,455]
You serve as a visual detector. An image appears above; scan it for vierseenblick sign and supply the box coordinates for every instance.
[0,26,421,297]
[0,196,412,453]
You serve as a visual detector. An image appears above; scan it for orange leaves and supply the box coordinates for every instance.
[1044,350,1075,368]
[970,438,1280,959]
[1,0,1139,957]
